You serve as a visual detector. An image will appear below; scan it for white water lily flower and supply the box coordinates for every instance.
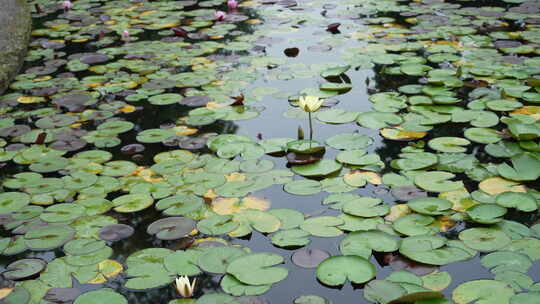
[298,95,323,112]
[175,276,197,298]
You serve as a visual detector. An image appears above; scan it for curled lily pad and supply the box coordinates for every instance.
[147,217,196,240]
[316,255,376,286]
[3,258,46,281]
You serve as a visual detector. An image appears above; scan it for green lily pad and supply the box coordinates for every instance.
[316,109,359,124]
[428,137,470,153]
[163,249,201,276]
[24,225,75,251]
[286,140,325,154]
[400,235,475,265]
[195,293,239,304]
[414,171,464,192]
[326,133,373,150]
[466,204,507,224]
[510,292,540,304]
[363,280,406,304]
[357,112,403,130]
[464,128,503,144]
[0,192,30,213]
[283,179,322,195]
[452,280,514,304]
[3,258,46,280]
[300,216,344,237]
[147,217,196,240]
[136,129,175,143]
[342,197,390,218]
[267,208,304,230]
[481,251,532,273]
[339,230,399,258]
[74,289,127,304]
[112,194,154,213]
[271,229,311,247]
[63,238,106,256]
[226,252,288,285]
[320,65,350,78]
[316,255,376,286]
[497,153,540,181]
[220,274,271,296]
[391,153,438,171]
[393,214,437,236]
[197,214,239,235]
[198,246,246,274]
[291,160,342,177]
[40,203,85,223]
[459,228,512,252]
[156,194,203,216]
[149,93,182,105]
[495,192,538,212]
[407,197,452,215]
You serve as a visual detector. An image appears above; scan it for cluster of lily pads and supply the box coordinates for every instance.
[0,0,540,303]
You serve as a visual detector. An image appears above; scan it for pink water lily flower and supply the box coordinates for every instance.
[62,0,72,12]
[121,30,130,41]
[214,10,226,21]
[227,0,238,10]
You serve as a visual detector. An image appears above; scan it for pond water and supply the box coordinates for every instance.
[0,0,540,303]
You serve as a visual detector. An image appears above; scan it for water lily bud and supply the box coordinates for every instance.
[214,10,226,21]
[175,276,197,298]
[62,0,72,11]
[228,0,238,10]
[121,30,130,41]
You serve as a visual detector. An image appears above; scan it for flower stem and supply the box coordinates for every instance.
[308,112,313,148]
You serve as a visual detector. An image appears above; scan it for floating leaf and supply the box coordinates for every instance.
[226,253,288,285]
[291,248,330,268]
[459,228,511,252]
[452,280,514,304]
[316,255,376,286]
[74,289,127,304]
